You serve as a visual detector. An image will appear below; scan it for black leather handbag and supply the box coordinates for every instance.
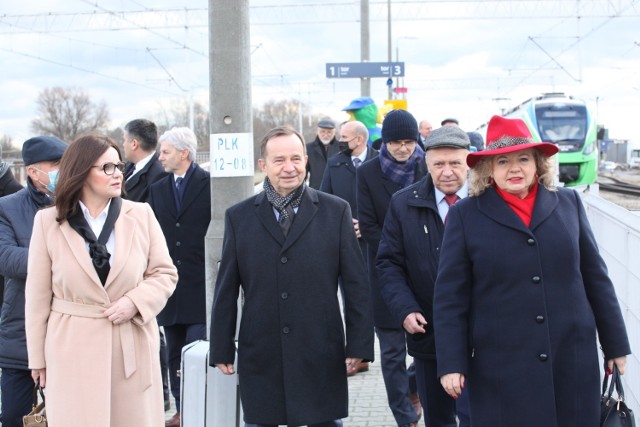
[601,364,635,427]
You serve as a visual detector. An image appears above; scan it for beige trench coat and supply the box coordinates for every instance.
[25,200,178,427]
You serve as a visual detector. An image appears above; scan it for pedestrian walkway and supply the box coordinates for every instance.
[163,335,405,427]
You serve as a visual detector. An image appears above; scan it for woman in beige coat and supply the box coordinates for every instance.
[25,134,178,427]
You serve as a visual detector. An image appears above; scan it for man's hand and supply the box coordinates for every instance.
[403,312,427,334]
[352,218,361,239]
[345,357,363,376]
[216,363,235,375]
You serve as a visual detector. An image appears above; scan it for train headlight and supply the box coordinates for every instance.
[583,141,595,155]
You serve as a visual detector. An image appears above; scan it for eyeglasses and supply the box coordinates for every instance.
[386,140,417,149]
[93,162,126,175]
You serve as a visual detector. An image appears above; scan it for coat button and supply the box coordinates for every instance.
[282,326,290,334]
[176,260,182,266]
[527,238,535,246]
[176,222,181,227]
[539,353,548,361]
[280,256,288,263]
[281,292,288,300]
[536,315,545,323]
[531,276,541,284]
[176,241,181,247]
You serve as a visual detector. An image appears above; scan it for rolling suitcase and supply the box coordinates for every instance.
[180,340,243,427]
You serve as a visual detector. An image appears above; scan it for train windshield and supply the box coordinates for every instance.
[535,104,587,152]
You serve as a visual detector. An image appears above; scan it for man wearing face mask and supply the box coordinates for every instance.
[0,135,67,427]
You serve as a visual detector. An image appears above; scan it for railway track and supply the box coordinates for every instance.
[597,174,640,197]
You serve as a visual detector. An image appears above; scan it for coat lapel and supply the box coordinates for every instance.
[477,187,532,234]
[281,189,318,252]
[178,166,208,217]
[529,186,559,231]
[105,203,135,288]
[60,221,104,288]
[255,192,286,245]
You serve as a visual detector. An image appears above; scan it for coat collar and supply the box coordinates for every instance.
[255,186,319,252]
[125,152,159,191]
[59,200,137,292]
[477,185,558,233]
[163,164,208,217]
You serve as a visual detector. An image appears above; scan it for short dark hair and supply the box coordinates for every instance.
[124,119,158,152]
[55,134,122,223]
[259,126,306,158]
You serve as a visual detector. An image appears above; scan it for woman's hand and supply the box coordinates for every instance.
[104,296,139,325]
[440,372,465,398]
[607,356,627,375]
[31,368,46,388]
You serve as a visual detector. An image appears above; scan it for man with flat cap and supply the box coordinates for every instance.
[440,118,459,127]
[0,136,67,427]
[377,125,471,427]
[306,118,341,189]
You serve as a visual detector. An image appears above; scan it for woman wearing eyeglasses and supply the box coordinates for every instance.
[24,134,178,427]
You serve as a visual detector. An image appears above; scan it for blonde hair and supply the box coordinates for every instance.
[468,150,557,196]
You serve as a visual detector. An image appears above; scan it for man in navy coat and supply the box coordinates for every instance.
[147,127,210,427]
[377,126,471,427]
[357,110,427,427]
[210,126,374,427]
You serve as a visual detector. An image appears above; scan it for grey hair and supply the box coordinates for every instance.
[468,149,557,196]
[158,127,197,161]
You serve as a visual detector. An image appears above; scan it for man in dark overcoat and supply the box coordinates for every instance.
[356,109,427,427]
[377,126,471,427]
[320,120,378,262]
[210,126,374,427]
[306,118,341,189]
[122,118,167,203]
[147,127,210,427]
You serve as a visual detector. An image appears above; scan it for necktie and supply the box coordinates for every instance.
[279,205,295,237]
[124,163,135,181]
[444,194,459,225]
[175,177,183,190]
[353,158,362,168]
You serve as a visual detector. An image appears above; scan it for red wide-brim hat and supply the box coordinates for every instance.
[467,115,559,168]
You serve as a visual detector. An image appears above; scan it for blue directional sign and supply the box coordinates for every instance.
[326,62,405,78]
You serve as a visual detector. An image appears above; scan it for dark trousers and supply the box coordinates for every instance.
[245,421,343,427]
[376,326,419,426]
[414,358,457,427]
[164,323,207,410]
[0,368,33,427]
[160,328,170,400]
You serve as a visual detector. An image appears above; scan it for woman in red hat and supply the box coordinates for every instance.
[433,115,630,427]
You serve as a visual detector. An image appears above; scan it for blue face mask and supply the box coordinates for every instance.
[40,169,59,194]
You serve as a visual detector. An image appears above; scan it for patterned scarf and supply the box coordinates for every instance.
[379,142,425,189]
[263,177,305,220]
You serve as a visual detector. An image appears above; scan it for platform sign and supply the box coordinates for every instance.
[209,133,254,177]
[326,62,405,78]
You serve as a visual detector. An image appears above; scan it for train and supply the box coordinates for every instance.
[479,93,598,187]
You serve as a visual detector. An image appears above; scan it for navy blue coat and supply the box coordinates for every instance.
[357,156,427,328]
[210,187,374,426]
[376,175,445,359]
[0,181,52,369]
[319,148,378,218]
[434,186,631,427]
[147,163,210,326]
[124,152,167,203]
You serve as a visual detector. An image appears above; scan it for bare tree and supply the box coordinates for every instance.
[155,99,210,151]
[31,87,109,142]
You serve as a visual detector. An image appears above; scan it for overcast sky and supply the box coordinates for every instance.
[1,0,638,146]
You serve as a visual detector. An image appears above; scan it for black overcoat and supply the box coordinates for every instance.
[306,137,341,190]
[147,163,210,326]
[433,186,631,427]
[124,152,167,203]
[210,188,374,426]
[356,157,427,327]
